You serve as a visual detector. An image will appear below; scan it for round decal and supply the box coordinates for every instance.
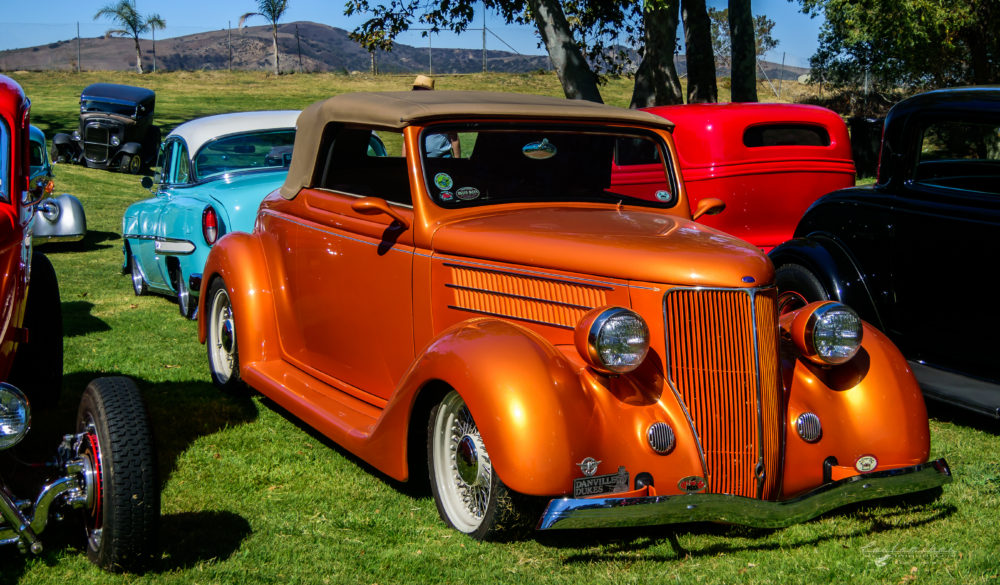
[434,173,454,191]
[456,186,480,201]
[522,138,557,160]
[855,455,878,472]
[439,191,454,201]
[677,475,707,493]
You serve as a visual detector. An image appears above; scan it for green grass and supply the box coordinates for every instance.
[2,71,998,585]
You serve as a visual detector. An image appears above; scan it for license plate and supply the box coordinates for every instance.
[573,466,629,498]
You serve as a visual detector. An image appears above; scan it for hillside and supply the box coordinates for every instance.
[0,20,808,80]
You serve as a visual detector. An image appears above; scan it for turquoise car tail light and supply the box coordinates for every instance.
[203,206,220,245]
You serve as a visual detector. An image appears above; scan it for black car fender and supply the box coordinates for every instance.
[120,141,143,156]
[769,233,884,330]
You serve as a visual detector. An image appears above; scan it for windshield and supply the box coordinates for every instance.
[420,123,677,209]
[0,118,9,203]
[81,99,139,117]
[193,129,296,181]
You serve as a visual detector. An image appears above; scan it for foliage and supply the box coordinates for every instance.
[93,0,166,74]
[239,0,290,75]
[707,7,778,69]
[798,0,1000,92]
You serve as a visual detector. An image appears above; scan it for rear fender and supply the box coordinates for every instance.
[197,232,278,366]
[370,318,597,495]
[770,234,882,328]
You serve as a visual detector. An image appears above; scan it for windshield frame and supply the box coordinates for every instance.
[418,122,679,211]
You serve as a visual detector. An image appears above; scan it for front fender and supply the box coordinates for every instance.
[781,322,930,497]
[120,141,143,156]
[197,232,278,366]
[32,194,86,242]
[770,234,882,329]
[369,319,598,496]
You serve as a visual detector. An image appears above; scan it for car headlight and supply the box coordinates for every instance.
[575,307,650,374]
[111,135,121,146]
[789,301,863,365]
[0,383,31,450]
[72,129,80,140]
[40,199,61,222]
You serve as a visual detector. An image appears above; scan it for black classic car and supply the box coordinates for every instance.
[52,83,159,174]
[771,87,1000,418]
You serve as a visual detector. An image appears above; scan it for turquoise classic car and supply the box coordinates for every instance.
[122,110,301,318]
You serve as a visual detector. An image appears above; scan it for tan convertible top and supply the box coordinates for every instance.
[280,90,674,198]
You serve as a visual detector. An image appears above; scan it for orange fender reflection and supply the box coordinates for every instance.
[781,323,930,497]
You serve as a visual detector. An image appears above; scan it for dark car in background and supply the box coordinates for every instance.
[52,83,159,174]
[770,87,1000,419]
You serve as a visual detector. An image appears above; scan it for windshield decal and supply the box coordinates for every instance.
[522,138,556,160]
[456,186,480,201]
[434,172,454,190]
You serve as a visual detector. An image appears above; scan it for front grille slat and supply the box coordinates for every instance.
[664,288,782,499]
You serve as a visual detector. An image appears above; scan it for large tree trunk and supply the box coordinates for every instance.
[271,24,280,74]
[681,0,717,103]
[729,0,757,102]
[527,0,604,103]
[630,0,684,108]
[133,36,143,74]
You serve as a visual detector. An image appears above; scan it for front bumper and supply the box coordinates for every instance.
[537,458,951,530]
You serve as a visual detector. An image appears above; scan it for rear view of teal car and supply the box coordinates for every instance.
[122,110,300,318]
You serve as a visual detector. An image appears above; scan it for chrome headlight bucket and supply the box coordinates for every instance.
[790,301,863,365]
[111,135,121,146]
[575,307,650,374]
[0,383,31,450]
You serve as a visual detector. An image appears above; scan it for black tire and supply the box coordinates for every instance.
[206,278,243,391]
[774,263,830,313]
[427,391,536,540]
[121,153,142,175]
[76,376,159,572]
[172,268,196,320]
[8,252,63,409]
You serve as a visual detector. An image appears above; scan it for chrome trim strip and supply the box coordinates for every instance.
[537,459,951,530]
[154,238,196,255]
[749,289,766,499]
[443,261,615,291]
[446,305,576,330]
[445,283,595,311]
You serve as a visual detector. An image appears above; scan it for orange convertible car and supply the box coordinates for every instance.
[197,91,950,539]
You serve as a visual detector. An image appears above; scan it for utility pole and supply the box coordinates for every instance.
[76,22,81,73]
[429,35,432,75]
[228,21,232,71]
[778,52,785,98]
[295,24,303,72]
[482,6,487,73]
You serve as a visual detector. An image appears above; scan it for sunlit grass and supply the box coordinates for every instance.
[2,71,996,585]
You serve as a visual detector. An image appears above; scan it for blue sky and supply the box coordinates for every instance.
[0,0,823,68]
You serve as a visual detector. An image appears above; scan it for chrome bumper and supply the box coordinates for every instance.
[537,458,951,530]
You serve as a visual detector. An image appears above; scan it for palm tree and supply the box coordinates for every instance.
[239,0,289,75]
[94,0,166,74]
[148,14,166,72]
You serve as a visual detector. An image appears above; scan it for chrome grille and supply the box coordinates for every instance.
[663,287,782,499]
[84,124,110,162]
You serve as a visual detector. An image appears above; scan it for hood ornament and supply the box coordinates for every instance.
[577,457,601,477]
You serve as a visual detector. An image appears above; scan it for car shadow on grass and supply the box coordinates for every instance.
[37,229,119,254]
[61,300,112,337]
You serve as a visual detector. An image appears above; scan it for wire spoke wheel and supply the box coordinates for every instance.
[428,391,534,540]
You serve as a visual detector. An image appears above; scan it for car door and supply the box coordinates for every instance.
[134,138,190,289]
[889,116,1000,383]
[263,128,416,402]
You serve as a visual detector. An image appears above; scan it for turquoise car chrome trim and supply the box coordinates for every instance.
[537,458,951,530]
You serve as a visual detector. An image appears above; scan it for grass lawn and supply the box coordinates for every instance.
[2,71,997,585]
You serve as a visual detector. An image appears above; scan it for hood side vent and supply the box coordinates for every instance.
[445,263,610,330]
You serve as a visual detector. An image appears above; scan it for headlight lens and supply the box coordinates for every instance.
[111,135,121,146]
[0,383,31,450]
[575,307,650,374]
[791,301,863,365]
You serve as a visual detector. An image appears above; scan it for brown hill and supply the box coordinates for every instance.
[0,21,552,74]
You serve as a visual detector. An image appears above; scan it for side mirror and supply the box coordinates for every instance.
[351,197,410,229]
[692,197,725,221]
[22,177,53,205]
